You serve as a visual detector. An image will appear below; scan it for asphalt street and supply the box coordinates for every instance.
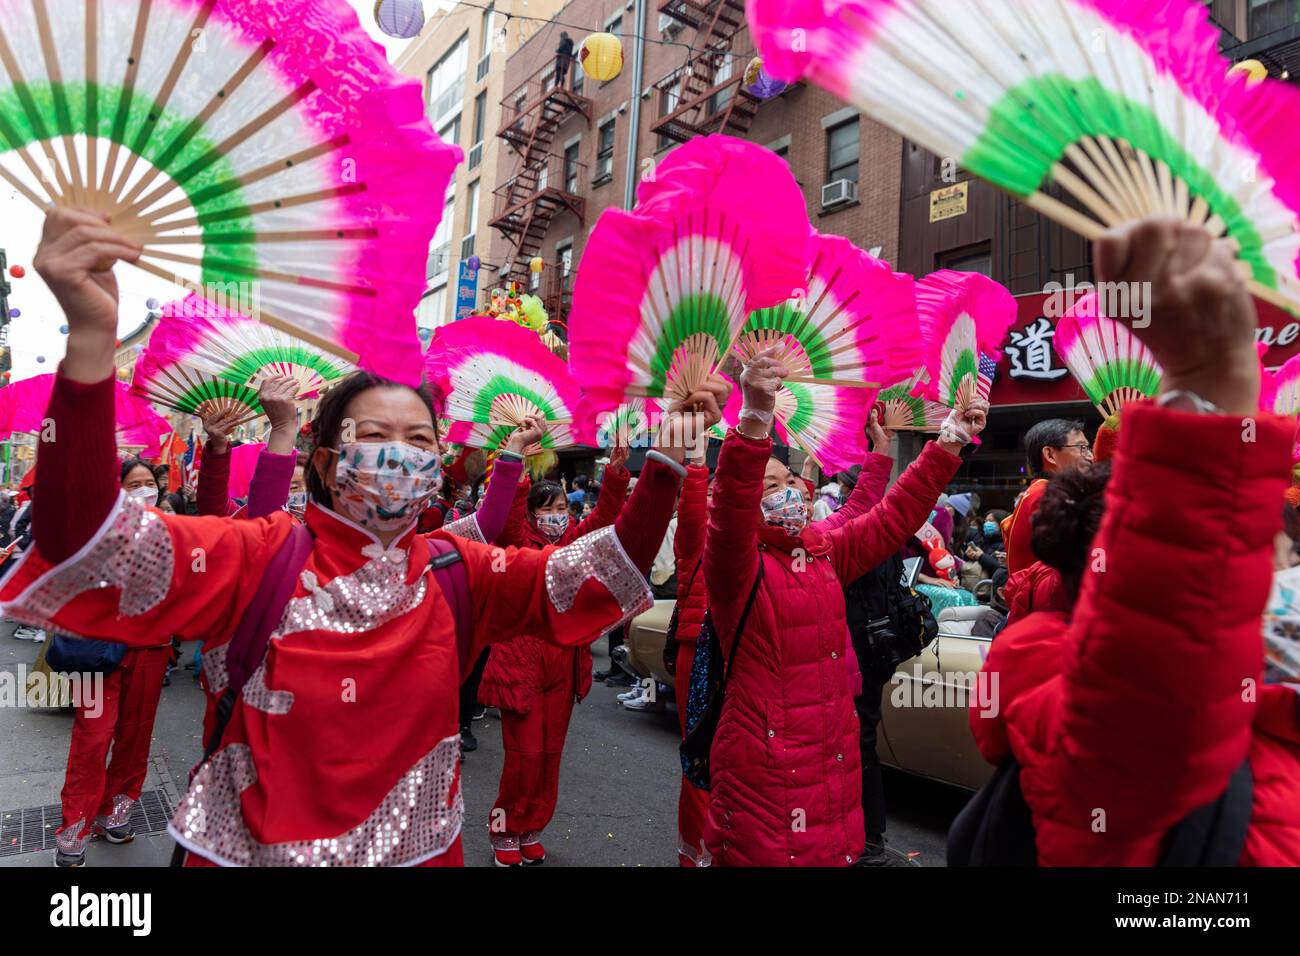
[0,636,967,867]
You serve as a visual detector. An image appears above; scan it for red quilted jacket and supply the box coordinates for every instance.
[478,466,631,714]
[703,431,959,866]
[972,403,1300,865]
[673,454,894,647]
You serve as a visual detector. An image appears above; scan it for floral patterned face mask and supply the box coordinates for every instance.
[535,512,569,541]
[760,487,808,536]
[332,441,442,533]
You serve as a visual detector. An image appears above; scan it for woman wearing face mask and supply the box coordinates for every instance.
[9,207,697,868]
[43,458,174,865]
[969,216,1300,865]
[702,348,987,866]
[477,443,634,866]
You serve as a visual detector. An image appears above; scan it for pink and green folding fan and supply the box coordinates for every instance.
[593,399,653,450]
[1270,355,1300,419]
[747,0,1300,315]
[427,316,591,457]
[1053,292,1163,418]
[568,135,812,421]
[916,271,1016,412]
[0,373,170,454]
[730,232,916,390]
[156,294,354,395]
[0,0,460,385]
[873,375,952,433]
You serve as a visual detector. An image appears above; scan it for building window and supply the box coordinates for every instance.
[472,92,487,145]
[480,4,498,58]
[559,243,574,279]
[707,50,733,117]
[437,114,461,150]
[564,142,580,193]
[938,244,992,277]
[1250,0,1300,37]
[428,193,455,283]
[427,34,469,128]
[465,179,480,241]
[595,119,616,181]
[826,118,859,184]
[605,14,623,36]
[658,81,681,149]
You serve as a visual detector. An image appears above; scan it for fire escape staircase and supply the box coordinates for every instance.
[488,62,592,289]
[651,0,761,144]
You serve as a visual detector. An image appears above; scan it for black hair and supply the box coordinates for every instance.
[162,492,188,516]
[120,457,160,486]
[572,474,589,489]
[527,480,565,514]
[1030,462,1111,600]
[990,567,1010,612]
[1023,419,1086,478]
[305,371,439,505]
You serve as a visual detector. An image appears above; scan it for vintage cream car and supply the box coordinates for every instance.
[622,600,995,791]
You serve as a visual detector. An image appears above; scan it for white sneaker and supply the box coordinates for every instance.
[621,689,665,712]
[13,626,42,642]
[617,685,644,702]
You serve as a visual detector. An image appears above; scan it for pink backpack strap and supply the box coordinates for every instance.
[424,535,473,671]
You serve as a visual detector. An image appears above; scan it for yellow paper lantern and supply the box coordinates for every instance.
[529,256,545,273]
[1227,59,1268,86]
[580,32,623,82]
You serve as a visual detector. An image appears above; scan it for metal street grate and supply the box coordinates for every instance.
[0,788,174,858]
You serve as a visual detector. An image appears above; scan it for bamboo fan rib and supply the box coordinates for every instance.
[0,0,459,384]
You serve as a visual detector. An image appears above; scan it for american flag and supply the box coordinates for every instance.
[182,431,202,492]
[977,353,998,400]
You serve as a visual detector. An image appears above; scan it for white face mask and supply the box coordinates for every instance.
[760,487,808,535]
[536,512,569,541]
[332,440,443,533]
[126,485,158,503]
[1263,565,1300,683]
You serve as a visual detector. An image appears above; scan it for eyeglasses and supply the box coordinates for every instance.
[1055,442,1094,456]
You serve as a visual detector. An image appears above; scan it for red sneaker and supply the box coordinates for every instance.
[520,836,546,865]
[491,834,522,867]
[493,846,523,867]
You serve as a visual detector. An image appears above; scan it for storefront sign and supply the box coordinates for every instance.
[929,181,969,223]
[455,262,478,320]
[989,292,1300,408]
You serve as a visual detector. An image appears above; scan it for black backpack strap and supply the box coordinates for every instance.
[718,556,765,691]
[1158,759,1254,866]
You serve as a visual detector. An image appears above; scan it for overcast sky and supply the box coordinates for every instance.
[1,0,429,382]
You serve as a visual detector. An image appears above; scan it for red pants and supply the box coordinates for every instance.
[675,640,710,865]
[490,643,577,840]
[57,644,169,852]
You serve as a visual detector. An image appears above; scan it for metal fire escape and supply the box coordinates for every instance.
[488,60,592,293]
[650,0,760,144]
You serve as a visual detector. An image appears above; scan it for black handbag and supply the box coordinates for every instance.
[44,634,127,675]
[679,558,764,791]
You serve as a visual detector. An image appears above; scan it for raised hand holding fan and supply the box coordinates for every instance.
[0,0,460,384]
[747,0,1300,315]
[1052,292,1163,418]
[428,316,589,458]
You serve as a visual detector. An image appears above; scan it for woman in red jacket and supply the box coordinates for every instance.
[971,216,1300,865]
[671,411,894,866]
[701,350,986,866]
[477,442,666,866]
[9,207,693,868]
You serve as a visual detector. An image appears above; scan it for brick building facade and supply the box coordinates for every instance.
[485,0,904,334]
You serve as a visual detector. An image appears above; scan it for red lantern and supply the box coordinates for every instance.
[8,265,24,278]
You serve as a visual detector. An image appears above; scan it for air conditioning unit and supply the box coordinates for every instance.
[821,178,858,209]
[467,141,483,170]
[476,54,491,83]
[460,233,476,259]
[658,12,682,35]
